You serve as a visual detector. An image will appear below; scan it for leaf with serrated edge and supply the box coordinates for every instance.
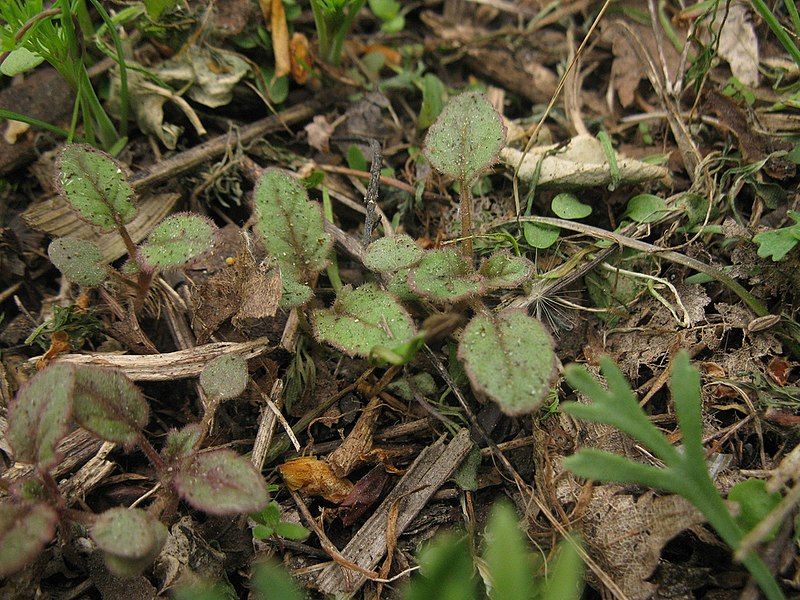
[423,92,506,184]
[48,237,108,286]
[311,283,416,357]
[409,248,483,303]
[138,213,217,270]
[253,169,332,284]
[72,365,149,446]
[479,251,534,290]
[200,354,248,401]
[56,144,136,232]
[364,234,424,272]
[8,363,75,469]
[0,501,58,578]
[458,310,557,415]
[174,449,268,515]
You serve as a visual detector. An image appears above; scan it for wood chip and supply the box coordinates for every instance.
[30,338,271,381]
[316,428,474,595]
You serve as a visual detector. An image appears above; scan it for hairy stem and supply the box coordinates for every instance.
[460,179,473,258]
[137,432,166,473]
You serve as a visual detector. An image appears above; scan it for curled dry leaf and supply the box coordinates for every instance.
[279,456,354,503]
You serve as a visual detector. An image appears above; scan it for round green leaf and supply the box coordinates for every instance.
[56,144,136,232]
[138,213,217,270]
[1,47,44,76]
[0,501,58,578]
[625,194,668,223]
[48,237,108,286]
[7,363,75,470]
[174,449,268,515]
[523,222,560,249]
[91,507,167,577]
[199,354,248,401]
[458,310,558,415]
[312,283,416,357]
[72,365,149,446]
[364,234,424,272]
[551,193,591,220]
[423,92,506,183]
[408,248,483,303]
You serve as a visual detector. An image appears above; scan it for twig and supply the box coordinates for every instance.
[362,139,381,246]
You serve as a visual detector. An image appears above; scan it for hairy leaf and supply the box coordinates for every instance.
[174,449,268,515]
[56,144,136,231]
[72,365,149,446]
[7,363,75,469]
[48,237,108,286]
[91,507,167,576]
[199,354,248,401]
[458,310,557,415]
[0,501,58,578]
[312,283,416,357]
[479,251,534,290]
[484,502,535,600]
[409,248,483,303]
[138,213,217,270]
[423,92,506,184]
[163,424,203,461]
[364,234,424,272]
[253,169,332,294]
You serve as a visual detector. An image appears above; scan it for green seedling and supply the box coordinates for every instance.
[251,501,311,542]
[1,361,268,578]
[50,145,218,307]
[368,0,404,32]
[753,211,800,261]
[561,351,785,600]
[424,92,506,257]
[310,0,367,66]
[253,168,333,308]
[409,248,484,303]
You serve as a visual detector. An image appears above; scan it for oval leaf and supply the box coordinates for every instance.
[199,354,248,401]
[56,144,136,232]
[458,310,558,415]
[8,363,75,469]
[163,423,203,461]
[625,194,668,223]
[409,248,483,303]
[48,237,108,286]
[551,193,591,220]
[479,251,534,290]
[253,169,332,288]
[423,91,506,183]
[1,47,44,76]
[91,507,167,577]
[174,449,268,515]
[0,501,58,578]
[138,213,217,270]
[312,283,416,357]
[72,365,149,446]
[364,234,424,273]
[523,222,560,249]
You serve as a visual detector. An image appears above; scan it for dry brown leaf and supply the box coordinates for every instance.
[279,456,354,503]
[305,115,335,152]
[270,0,291,79]
[290,32,311,84]
[714,1,759,87]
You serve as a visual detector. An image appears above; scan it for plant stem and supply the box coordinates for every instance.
[0,108,72,139]
[88,0,128,139]
[137,432,166,472]
[459,179,473,258]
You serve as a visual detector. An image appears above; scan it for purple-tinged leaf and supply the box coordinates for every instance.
[162,423,203,462]
[174,449,268,515]
[7,364,75,469]
[72,365,149,446]
[91,507,167,577]
[0,501,58,577]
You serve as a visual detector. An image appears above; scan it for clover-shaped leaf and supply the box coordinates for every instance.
[423,92,506,184]
[138,213,217,270]
[253,169,332,304]
[91,507,167,577]
[458,310,558,415]
[56,144,136,231]
[7,363,75,470]
[200,354,248,401]
[479,251,534,290]
[48,237,108,287]
[409,248,483,303]
[174,449,268,515]
[72,365,149,446]
[0,501,59,578]
[364,234,424,273]
[312,283,416,357]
